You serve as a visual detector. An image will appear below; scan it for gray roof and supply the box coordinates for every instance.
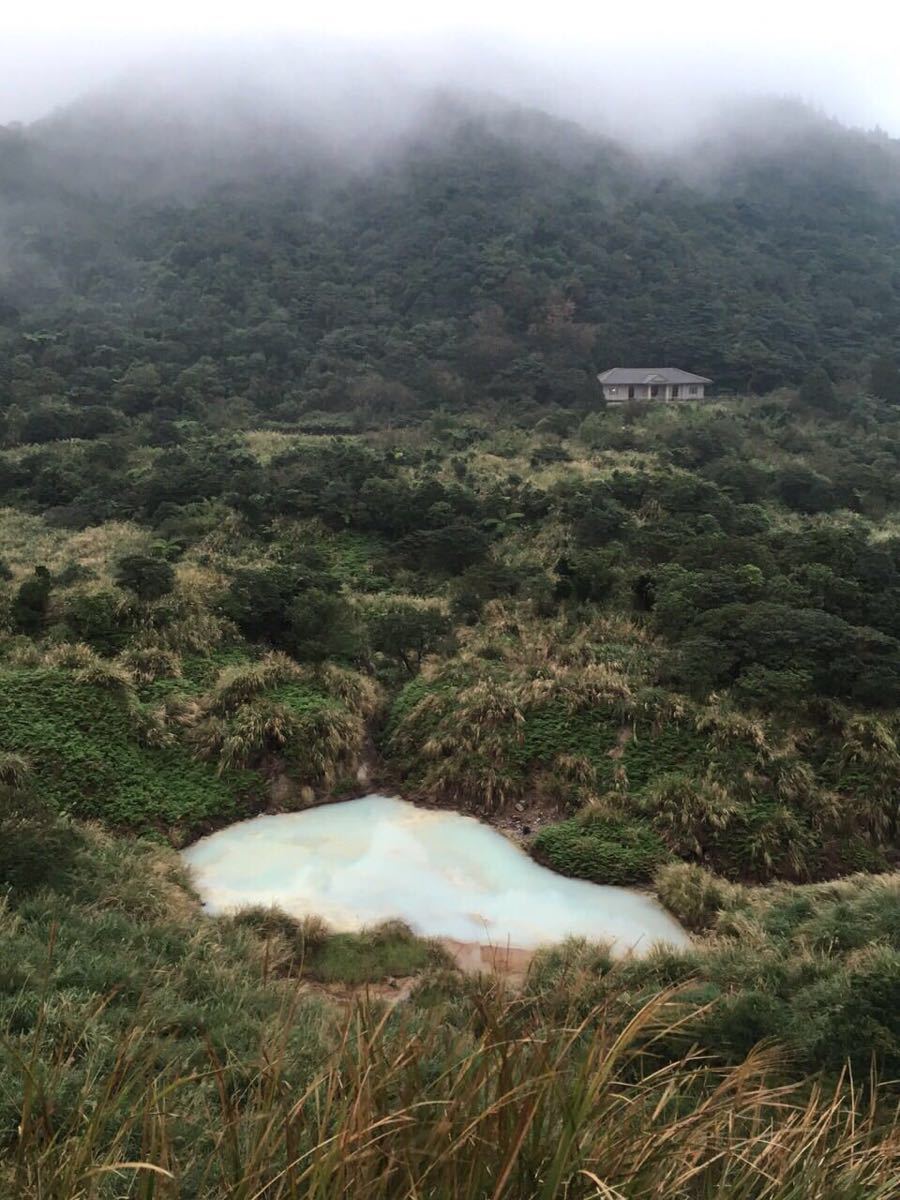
[597,367,712,385]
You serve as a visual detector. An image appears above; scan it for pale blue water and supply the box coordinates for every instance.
[183,794,690,954]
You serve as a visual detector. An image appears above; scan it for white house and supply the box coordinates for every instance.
[598,367,712,403]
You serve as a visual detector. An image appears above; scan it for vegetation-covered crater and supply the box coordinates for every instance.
[1,85,900,1193]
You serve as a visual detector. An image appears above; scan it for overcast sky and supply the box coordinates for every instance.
[2,1,900,137]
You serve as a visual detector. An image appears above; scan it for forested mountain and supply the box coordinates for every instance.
[1,91,900,425]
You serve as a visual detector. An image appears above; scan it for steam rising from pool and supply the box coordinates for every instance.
[183,795,690,954]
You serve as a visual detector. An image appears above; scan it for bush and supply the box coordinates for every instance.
[64,589,134,653]
[531,813,668,884]
[365,595,452,673]
[114,553,176,602]
[11,567,52,636]
[798,366,839,413]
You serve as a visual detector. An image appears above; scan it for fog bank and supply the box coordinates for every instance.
[1,21,898,146]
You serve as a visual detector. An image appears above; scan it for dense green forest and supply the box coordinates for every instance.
[1,92,899,1196]
[3,94,900,410]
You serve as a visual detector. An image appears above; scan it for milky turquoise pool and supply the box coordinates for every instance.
[183,794,690,954]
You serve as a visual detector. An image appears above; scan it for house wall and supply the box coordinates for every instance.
[602,383,705,404]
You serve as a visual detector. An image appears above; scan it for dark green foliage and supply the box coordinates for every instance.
[221,564,306,644]
[113,552,175,601]
[11,567,52,635]
[397,519,491,574]
[64,588,133,652]
[287,588,362,663]
[221,557,360,661]
[798,366,839,412]
[869,354,900,403]
[531,815,669,884]
[775,464,836,512]
[553,549,618,603]
[451,561,524,622]
[4,97,900,433]
[678,603,900,705]
[367,598,452,673]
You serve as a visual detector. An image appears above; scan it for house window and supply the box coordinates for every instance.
[689,385,698,395]
[628,386,635,399]
[671,386,680,398]
[650,386,659,398]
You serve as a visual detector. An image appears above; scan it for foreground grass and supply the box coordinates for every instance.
[2,817,899,1197]
[4,980,898,1199]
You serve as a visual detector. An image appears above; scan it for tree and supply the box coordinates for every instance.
[20,405,79,444]
[869,355,900,404]
[11,567,52,635]
[775,464,835,514]
[221,565,306,646]
[113,363,162,414]
[367,597,452,673]
[286,589,361,663]
[798,367,839,413]
[554,550,618,604]
[65,589,133,653]
[221,558,360,661]
[398,520,490,574]
[114,553,175,602]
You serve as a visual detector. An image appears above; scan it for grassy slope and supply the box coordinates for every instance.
[0,668,259,829]
[1,819,898,1197]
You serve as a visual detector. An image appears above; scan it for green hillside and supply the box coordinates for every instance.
[2,97,900,415]
[0,89,899,1196]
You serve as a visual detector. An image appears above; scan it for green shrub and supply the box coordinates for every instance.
[304,924,444,985]
[64,588,133,652]
[114,552,176,602]
[531,814,668,884]
[0,668,259,831]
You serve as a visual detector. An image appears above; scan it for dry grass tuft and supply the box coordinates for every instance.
[41,641,103,670]
[0,750,30,789]
[209,653,303,715]
[312,662,382,719]
[72,659,135,695]
[138,586,234,654]
[0,509,152,584]
[178,654,372,783]
[118,646,183,684]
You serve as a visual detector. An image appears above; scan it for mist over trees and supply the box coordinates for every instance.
[1,80,899,414]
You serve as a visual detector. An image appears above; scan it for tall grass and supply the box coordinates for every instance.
[178,654,378,783]
[4,982,897,1199]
